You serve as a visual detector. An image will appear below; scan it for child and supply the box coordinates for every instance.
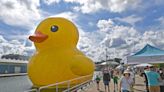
[113,70,119,92]
[95,75,101,90]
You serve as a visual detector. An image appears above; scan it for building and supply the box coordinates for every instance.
[0,59,28,74]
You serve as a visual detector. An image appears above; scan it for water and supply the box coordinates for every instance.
[0,76,32,92]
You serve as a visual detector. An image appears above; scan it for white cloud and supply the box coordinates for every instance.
[115,15,143,26]
[43,0,60,5]
[0,35,34,56]
[77,18,164,62]
[42,0,141,13]
[0,0,41,28]
[97,19,114,33]
[50,12,78,21]
[157,16,164,27]
[142,31,164,48]
[0,35,7,43]
[63,0,141,13]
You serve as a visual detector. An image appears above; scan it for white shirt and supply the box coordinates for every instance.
[120,76,133,91]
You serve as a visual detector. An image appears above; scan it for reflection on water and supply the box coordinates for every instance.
[0,76,32,92]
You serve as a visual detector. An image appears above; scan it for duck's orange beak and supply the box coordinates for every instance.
[29,31,48,43]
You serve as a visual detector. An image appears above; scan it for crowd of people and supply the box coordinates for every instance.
[95,65,163,92]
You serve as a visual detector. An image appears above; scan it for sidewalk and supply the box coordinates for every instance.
[86,75,146,92]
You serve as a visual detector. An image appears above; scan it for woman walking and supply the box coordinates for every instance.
[119,70,134,92]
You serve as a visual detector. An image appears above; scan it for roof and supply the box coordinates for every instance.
[132,44,164,57]
[0,59,28,64]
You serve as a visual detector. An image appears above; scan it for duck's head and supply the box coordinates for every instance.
[29,17,79,51]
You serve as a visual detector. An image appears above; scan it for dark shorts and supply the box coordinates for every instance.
[96,81,100,84]
[103,81,109,85]
[122,90,130,92]
[113,80,118,84]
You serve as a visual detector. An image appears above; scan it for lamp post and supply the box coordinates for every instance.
[105,48,108,68]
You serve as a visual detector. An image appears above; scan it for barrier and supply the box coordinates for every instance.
[38,74,92,92]
[25,74,93,92]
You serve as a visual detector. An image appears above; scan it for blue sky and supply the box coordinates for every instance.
[0,0,164,62]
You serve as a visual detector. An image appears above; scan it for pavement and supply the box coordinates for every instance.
[86,75,146,92]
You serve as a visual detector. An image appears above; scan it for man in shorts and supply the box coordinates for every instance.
[103,69,111,92]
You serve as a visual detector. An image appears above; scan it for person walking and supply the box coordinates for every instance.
[103,69,111,92]
[140,66,149,92]
[145,66,162,92]
[113,70,119,92]
[127,67,135,92]
[119,70,133,92]
[95,75,101,90]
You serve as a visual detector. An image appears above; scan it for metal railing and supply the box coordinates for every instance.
[24,88,38,92]
[25,74,94,92]
[38,74,93,92]
[62,79,93,92]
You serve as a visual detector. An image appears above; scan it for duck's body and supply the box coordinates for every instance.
[28,17,95,87]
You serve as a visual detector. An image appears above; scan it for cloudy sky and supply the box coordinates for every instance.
[0,0,164,62]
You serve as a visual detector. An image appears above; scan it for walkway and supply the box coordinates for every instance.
[86,75,146,92]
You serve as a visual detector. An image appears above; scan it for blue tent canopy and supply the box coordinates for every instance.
[128,44,164,64]
[132,44,164,57]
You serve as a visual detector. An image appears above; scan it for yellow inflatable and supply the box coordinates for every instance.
[28,17,95,87]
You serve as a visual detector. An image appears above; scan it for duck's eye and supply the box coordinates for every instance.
[51,25,58,32]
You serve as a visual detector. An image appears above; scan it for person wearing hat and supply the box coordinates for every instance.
[145,66,162,92]
[119,70,134,92]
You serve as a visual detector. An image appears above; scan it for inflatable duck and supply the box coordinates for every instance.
[28,17,95,87]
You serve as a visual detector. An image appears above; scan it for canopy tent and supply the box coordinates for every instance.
[134,63,153,68]
[116,65,124,69]
[101,61,119,65]
[127,44,164,64]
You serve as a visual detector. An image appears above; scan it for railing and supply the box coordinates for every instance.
[25,74,93,92]
[62,79,93,92]
[24,88,38,92]
[38,74,92,92]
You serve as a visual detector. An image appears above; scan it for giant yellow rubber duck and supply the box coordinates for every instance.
[28,17,95,88]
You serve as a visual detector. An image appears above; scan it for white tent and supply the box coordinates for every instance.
[101,61,119,65]
[128,44,164,64]
[116,65,123,69]
[134,63,153,68]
